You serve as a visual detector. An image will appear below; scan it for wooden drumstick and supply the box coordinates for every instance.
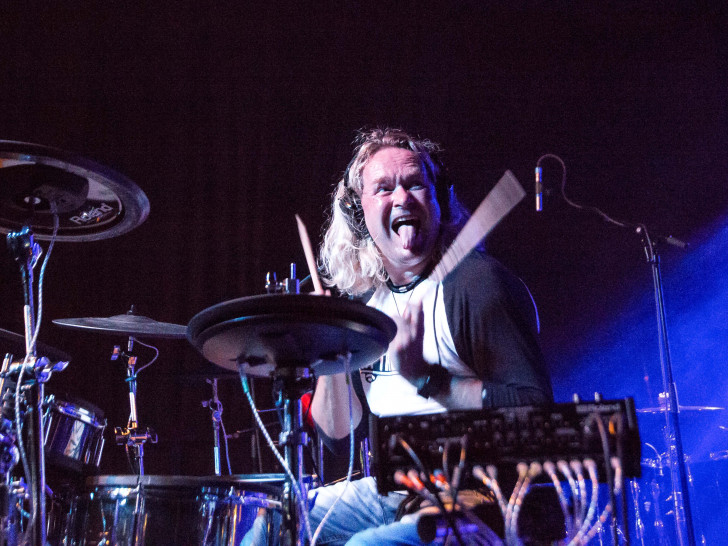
[431,170,525,283]
[295,214,325,294]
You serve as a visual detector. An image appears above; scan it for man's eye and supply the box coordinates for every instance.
[376,186,392,194]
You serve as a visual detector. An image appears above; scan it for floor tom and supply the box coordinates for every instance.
[49,474,284,546]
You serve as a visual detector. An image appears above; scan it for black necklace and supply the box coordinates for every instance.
[385,261,435,293]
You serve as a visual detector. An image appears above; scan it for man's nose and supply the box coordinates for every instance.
[392,185,412,206]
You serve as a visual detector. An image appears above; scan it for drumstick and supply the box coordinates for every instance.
[295,214,325,294]
[430,170,525,283]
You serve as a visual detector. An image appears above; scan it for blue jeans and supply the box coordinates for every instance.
[307,477,502,546]
[307,477,407,545]
[345,516,433,545]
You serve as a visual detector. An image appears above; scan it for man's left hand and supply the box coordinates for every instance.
[389,301,429,387]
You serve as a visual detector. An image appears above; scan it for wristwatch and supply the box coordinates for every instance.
[416,365,450,399]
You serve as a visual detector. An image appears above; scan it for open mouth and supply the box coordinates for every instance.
[392,216,420,233]
[392,216,421,249]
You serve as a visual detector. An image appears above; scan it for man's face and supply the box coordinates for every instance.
[360,147,441,284]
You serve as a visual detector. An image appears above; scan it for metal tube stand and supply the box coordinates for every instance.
[112,338,157,476]
[202,378,223,476]
[274,368,311,546]
[639,226,696,546]
[6,227,46,546]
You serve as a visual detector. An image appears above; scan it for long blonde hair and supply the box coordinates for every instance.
[319,128,470,296]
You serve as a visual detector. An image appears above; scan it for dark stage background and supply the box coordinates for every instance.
[1,2,727,540]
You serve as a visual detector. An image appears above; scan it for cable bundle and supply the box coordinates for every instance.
[393,410,631,545]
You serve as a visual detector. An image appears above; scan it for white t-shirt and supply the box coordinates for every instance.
[360,277,478,417]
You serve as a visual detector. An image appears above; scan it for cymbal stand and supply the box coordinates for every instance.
[266,263,300,294]
[112,338,157,476]
[241,371,309,545]
[637,225,695,546]
[271,368,313,546]
[5,226,46,546]
[265,263,311,544]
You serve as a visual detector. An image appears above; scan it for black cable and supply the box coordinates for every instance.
[125,445,135,475]
[396,436,465,546]
[613,413,630,546]
[304,377,323,483]
[397,436,428,477]
[133,338,160,374]
[449,433,468,514]
[537,154,633,230]
[304,373,317,431]
[248,379,264,474]
[433,283,442,367]
[594,413,618,545]
[25,393,38,543]
[442,438,451,483]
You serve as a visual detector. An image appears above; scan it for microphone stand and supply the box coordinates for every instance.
[637,225,695,546]
[536,155,695,544]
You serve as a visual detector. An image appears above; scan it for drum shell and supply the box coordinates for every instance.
[44,395,106,473]
[49,474,283,546]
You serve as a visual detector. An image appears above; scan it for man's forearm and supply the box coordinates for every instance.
[310,373,363,440]
[432,375,483,410]
[430,375,550,410]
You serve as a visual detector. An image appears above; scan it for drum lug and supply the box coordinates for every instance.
[278,430,308,448]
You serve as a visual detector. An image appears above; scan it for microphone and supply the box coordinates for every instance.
[535,165,543,211]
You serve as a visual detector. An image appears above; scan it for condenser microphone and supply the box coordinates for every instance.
[535,166,543,211]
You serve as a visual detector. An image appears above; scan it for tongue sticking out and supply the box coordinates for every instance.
[398,225,417,249]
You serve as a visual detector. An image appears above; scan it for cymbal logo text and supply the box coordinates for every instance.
[69,203,115,225]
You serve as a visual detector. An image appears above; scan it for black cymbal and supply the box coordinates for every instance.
[0,327,70,362]
[53,314,187,339]
[0,140,149,242]
[187,294,396,377]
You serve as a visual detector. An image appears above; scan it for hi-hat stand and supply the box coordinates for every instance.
[202,378,224,476]
[112,337,158,476]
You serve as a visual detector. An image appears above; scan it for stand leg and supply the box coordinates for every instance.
[213,420,221,476]
[276,373,311,546]
[127,443,144,476]
[204,378,223,476]
[281,396,303,546]
[630,479,646,546]
[29,382,46,546]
